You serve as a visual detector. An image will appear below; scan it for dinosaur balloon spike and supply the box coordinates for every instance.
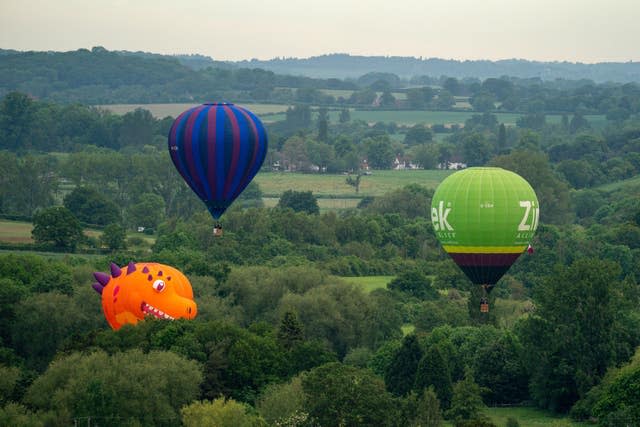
[126,261,136,274]
[92,282,104,294]
[94,272,110,286]
[110,262,122,278]
[92,262,197,330]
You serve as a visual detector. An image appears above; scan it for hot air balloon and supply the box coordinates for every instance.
[168,103,268,235]
[92,262,197,330]
[431,167,539,312]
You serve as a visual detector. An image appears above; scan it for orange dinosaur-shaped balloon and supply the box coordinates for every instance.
[92,262,197,330]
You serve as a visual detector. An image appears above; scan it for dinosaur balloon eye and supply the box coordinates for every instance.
[152,280,166,292]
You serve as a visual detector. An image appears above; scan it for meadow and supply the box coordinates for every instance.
[96,102,606,128]
[0,219,154,248]
[480,406,587,427]
[96,103,290,120]
[255,169,453,198]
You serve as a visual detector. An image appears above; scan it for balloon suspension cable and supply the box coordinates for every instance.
[480,285,490,313]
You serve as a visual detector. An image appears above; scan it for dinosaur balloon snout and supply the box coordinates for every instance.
[185,300,198,319]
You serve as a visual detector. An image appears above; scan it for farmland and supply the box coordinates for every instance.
[255,169,453,198]
[95,102,606,128]
[96,103,290,120]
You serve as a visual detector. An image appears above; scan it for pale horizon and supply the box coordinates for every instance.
[1,0,638,64]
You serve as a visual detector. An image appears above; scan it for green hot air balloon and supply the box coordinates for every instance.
[431,167,539,311]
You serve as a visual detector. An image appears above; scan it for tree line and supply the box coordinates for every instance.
[2,48,640,117]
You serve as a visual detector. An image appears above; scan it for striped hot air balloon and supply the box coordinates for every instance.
[168,103,268,221]
[431,167,539,310]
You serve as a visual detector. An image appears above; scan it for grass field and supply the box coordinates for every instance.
[594,173,640,192]
[328,110,605,127]
[480,406,587,427]
[96,103,290,119]
[340,275,395,292]
[264,197,361,210]
[255,169,453,198]
[94,103,606,128]
[0,219,154,247]
[0,220,34,243]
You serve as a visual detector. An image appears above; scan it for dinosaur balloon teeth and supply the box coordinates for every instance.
[141,302,174,320]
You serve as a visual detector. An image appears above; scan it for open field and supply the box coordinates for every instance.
[318,89,407,100]
[481,406,588,427]
[594,173,640,192]
[93,103,606,127]
[263,197,361,211]
[0,220,155,247]
[255,169,453,198]
[0,219,34,243]
[340,275,395,292]
[330,110,606,127]
[95,103,290,119]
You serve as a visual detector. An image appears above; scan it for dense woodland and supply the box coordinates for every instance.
[1,49,640,426]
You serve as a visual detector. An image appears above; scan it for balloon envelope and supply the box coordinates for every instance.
[431,167,539,286]
[168,103,268,219]
[92,262,197,330]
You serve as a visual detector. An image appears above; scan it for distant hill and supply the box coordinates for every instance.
[2,47,639,106]
[234,54,640,83]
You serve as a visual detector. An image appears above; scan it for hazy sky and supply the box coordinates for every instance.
[1,0,638,63]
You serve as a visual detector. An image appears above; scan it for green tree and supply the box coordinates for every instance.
[277,190,319,215]
[317,107,329,142]
[3,155,57,216]
[277,311,304,350]
[281,135,311,171]
[497,123,507,151]
[25,349,202,426]
[118,108,155,148]
[473,332,528,404]
[569,113,590,133]
[181,398,266,427]
[385,334,423,396]
[11,292,92,371]
[0,403,44,427]
[412,144,439,169]
[127,192,165,229]
[0,364,21,404]
[435,89,455,109]
[339,108,351,123]
[31,206,84,250]
[406,87,435,109]
[470,92,496,112]
[380,90,396,107]
[302,362,397,427]
[0,92,36,151]
[443,78,460,95]
[63,186,121,226]
[388,269,439,300]
[345,173,362,193]
[100,223,127,251]
[404,124,433,146]
[364,136,395,169]
[256,376,307,426]
[461,132,494,166]
[285,105,312,130]
[415,345,453,409]
[519,259,623,412]
[446,367,488,425]
[403,388,444,427]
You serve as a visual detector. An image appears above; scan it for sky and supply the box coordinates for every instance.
[1,0,638,63]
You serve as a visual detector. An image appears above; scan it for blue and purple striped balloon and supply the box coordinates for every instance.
[168,103,268,219]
